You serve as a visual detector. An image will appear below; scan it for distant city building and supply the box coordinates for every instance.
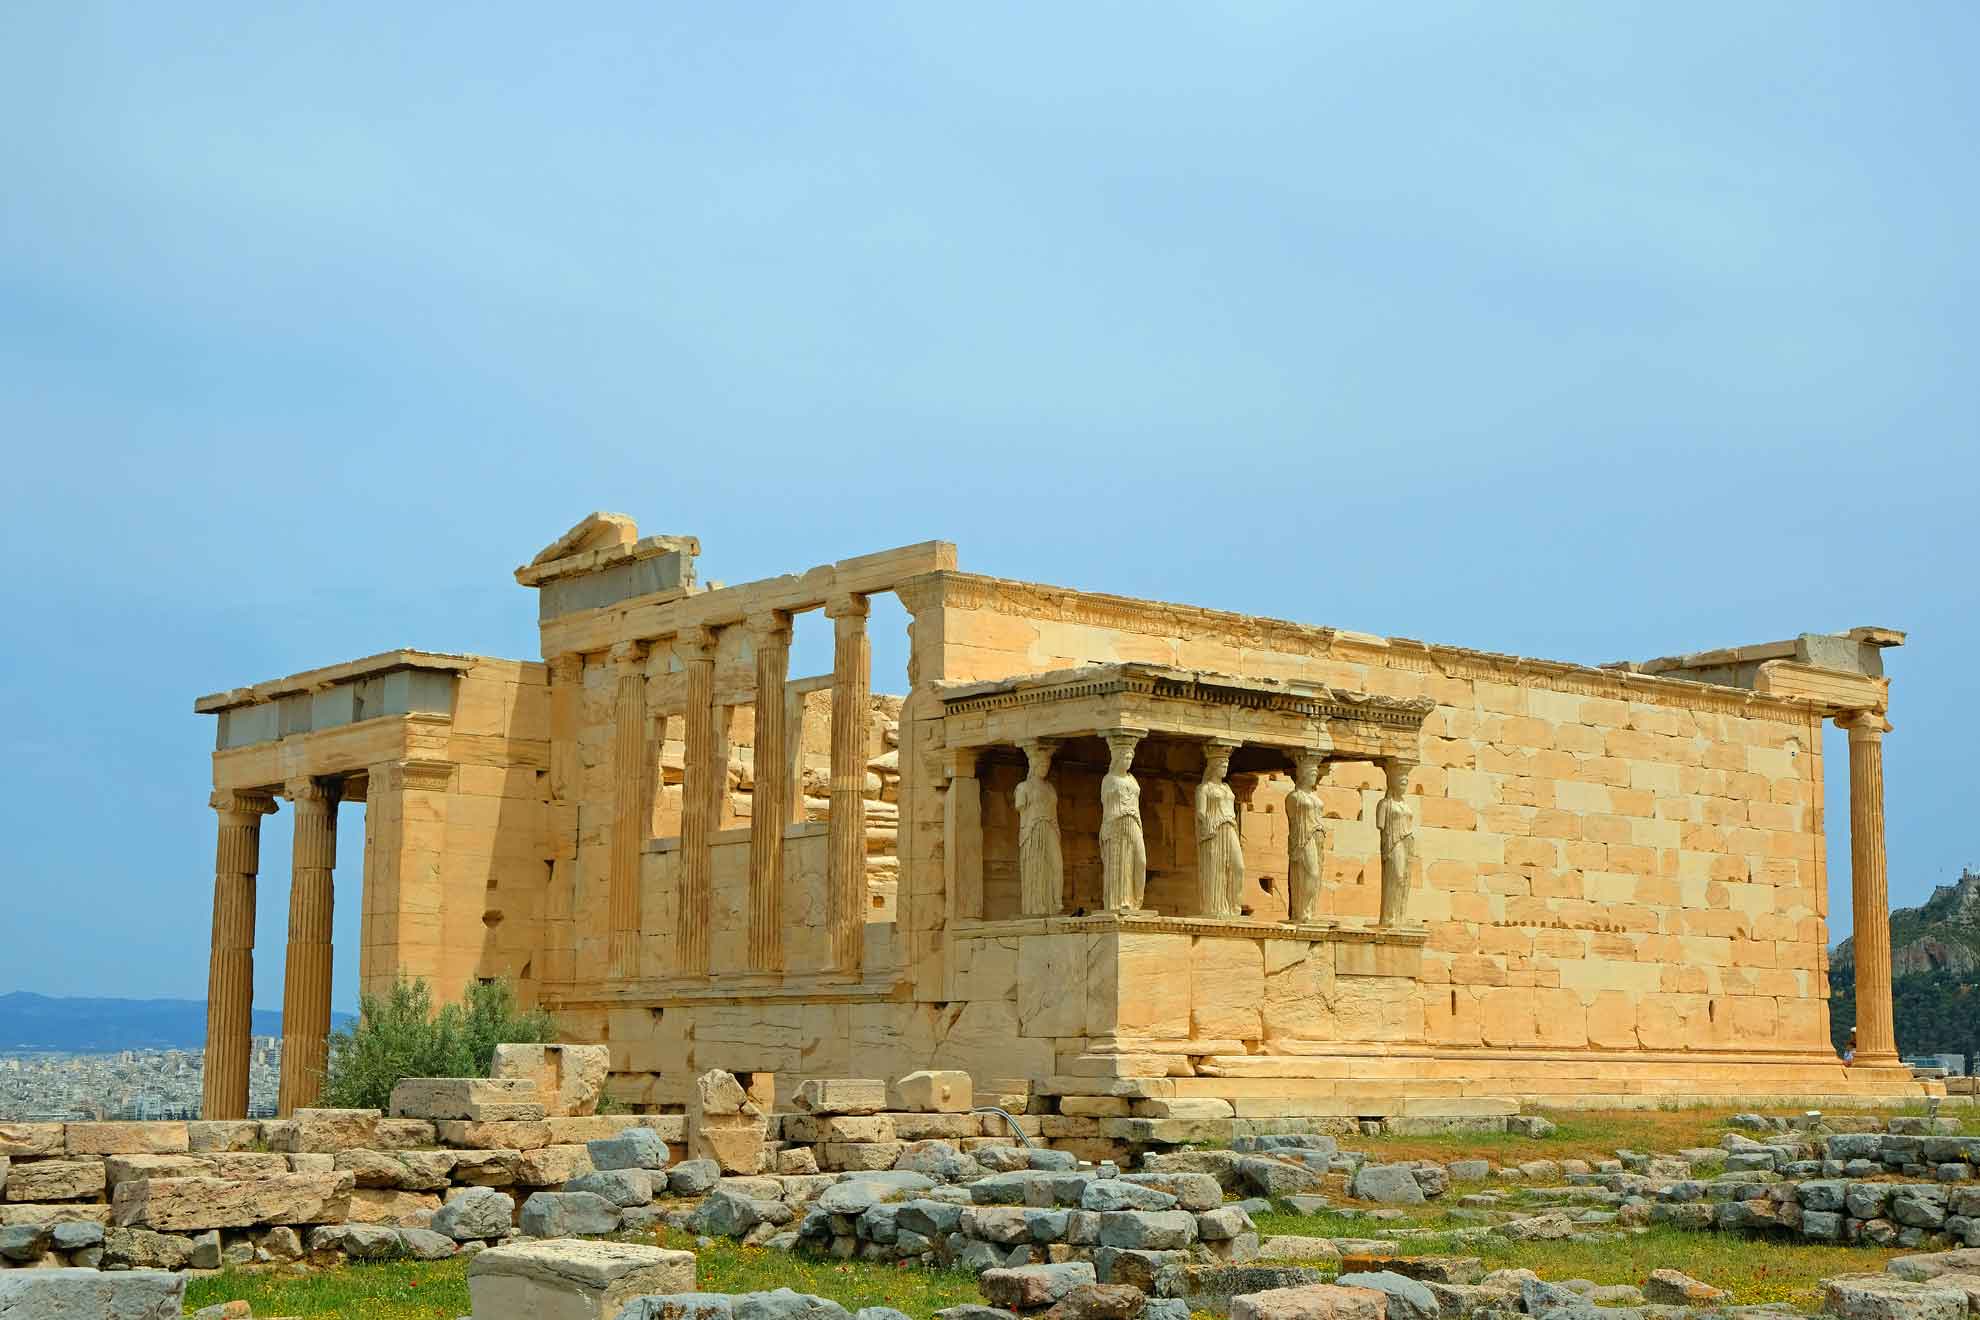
[0,1039,282,1121]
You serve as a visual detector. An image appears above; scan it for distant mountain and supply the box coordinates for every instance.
[1834,869,1980,976]
[0,993,353,1053]
[1830,869,1980,1068]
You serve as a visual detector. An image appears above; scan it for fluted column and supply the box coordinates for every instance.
[278,777,339,1116]
[748,612,793,973]
[608,641,649,981]
[674,627,717,977]
[203,790,275,1119]
[1841,710,1898,1066]
[825,594,870,975]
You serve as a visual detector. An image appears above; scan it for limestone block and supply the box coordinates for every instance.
[1192,939,1264,1041]
[376,1118,439,1150]
[103,1154,208,1187]
[1230,1284,1388,1320]
[0,1157,6,1200]
[783,1115,896,1144]
[332,1149,458,1191]
[1132,1099,1235,1120]
[1019,934,1088,1039]
[894,1071,973,1113]
[0,1205,111,1228]
[519,1145,596,1187]
[520,1190,623,1238]
[791,1079,888,1115]
[0,1124,64,1158]
[694,1071,750,1118]
[890,1114,980,1141]
[438,1119,553,1151]
[490,1044,611,1118]
[588,1130,670,1172]
[699,1126,770,1174]
[390,1078,546,1122]
[286,1153,335,1174]
[5,1159,105,1202]
[432,1187,516,1241]
[63,1123,190,1157]
[0,1267,184,1318]
[111,1172,354,1231]
[266,1109,381,1154]
[466,1237,695,1320]
[345,1189,443,1226]
[186,1121,261,1154]
[451,1149,525,1186]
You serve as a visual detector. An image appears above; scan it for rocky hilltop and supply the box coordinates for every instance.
[1834,869,1980,976]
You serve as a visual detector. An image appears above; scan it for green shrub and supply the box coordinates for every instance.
[321,977,558,1111]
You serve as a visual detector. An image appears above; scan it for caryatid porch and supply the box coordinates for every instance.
[932,663,1435,927]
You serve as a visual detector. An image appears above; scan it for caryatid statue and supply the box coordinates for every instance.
[1014,740,1065,916]
[1377,758,1418,927]
[1099,730,1147,913]
[1196,741,1245,917]
[1285,751,1328,923]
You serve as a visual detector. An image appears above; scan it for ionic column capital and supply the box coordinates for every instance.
[283,777,339,805]
[824,593,869,623]
[609,640,649,675]
[1837,709,1893,740]
[209,790,277,820]
[672,626,718,664]
[748,611,793,649]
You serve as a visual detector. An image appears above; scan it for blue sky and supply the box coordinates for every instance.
[1,4,1973,1012]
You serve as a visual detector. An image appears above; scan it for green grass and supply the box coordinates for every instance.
[181,1228,983,1320]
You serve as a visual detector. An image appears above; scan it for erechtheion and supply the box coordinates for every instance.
[195,513,1919,1121]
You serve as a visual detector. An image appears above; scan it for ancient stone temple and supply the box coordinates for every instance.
[195,512,1918,1118]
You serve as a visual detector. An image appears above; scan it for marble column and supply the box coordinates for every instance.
[607,641,649,981]
[202,790,275,1120]
[747,612,793,973]
[1840,710,1899,1066]
[278,777,339,1116]
[674,627,717,977]
[825,594,870,975]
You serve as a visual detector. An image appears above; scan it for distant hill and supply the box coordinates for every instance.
[1830,869,1980,1068]
[1834,869,1980,977]
[0,993,353,1053]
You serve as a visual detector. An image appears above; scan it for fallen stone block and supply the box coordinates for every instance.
[1823,1273,1969,1320]
[0,1124,65,1158]
[346,1188,443,1226]
[895,1071,973,1114]
[1349,1164,1425,1206]
[103,1154,210,1187]
[184,1121,261,1154]
[1643,1268,1730,1305]
[520,1190,622,1238]
[64,1123,190,1157]
[982,1261,1097,1309]
[466,1236,694,1320]
[793,1079,888,1116]
[490,1043,611,1118]
[564,1169,655,1207]
[589,1129,670,1172]
[100,1228,194,1270]
[431,1186,515,1241]
[333,1148,458,1191]
[112,1171,355,1231]
[439,1119,553,1151]
[668,1159,720,1195]
[265,1109,381,1154]
[309,1222,408,1260]
[451,1148,525,1186]
[1335,1271,1437,1320]
[390,1077,546,1122]
[1231,1284,1387,1320]
[0,1266,184,1318]
[6,1159,107,1202]
[1888,1249,1980,1282]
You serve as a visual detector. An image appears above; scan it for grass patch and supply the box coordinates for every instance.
[183,1255,470,1320]
[182,1229,983,1320]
